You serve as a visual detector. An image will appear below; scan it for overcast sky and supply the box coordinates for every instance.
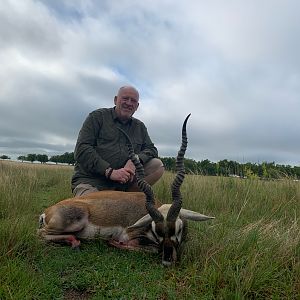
[1,0,299,166]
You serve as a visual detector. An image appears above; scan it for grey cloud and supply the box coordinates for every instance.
[0,0,299,166]
[0,1,63,58]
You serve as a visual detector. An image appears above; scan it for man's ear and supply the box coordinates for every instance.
[114,96,117,105]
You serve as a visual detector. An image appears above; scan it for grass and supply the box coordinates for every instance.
[0,160,299,299]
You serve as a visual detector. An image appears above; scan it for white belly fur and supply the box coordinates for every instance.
[77,223,129,242]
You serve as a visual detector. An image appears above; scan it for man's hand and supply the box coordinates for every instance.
[124,159,136,182]
[110,160,135,184]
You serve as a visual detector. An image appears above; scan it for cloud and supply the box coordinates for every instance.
[0,0,299,166]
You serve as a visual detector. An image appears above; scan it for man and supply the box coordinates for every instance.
[71,85,164,196]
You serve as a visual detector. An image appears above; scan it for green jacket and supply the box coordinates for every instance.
[71,107,158,191]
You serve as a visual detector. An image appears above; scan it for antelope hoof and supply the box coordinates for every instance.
[66,236,81,249]
[108,239,138,251]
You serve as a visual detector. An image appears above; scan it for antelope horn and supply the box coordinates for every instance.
[167,114,191,222]
[117,128,163,223]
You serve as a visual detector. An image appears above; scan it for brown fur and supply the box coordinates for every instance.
[39,191,162,242]
[44,191,160,228]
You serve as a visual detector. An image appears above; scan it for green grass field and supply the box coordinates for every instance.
[0,160,299,299]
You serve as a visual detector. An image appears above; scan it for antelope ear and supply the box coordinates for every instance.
[128,214,153,229]
[179,209,215,221]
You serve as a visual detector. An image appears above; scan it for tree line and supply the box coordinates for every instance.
[15,152,75,165]
[1,153,300,179]
[161,157,300,179]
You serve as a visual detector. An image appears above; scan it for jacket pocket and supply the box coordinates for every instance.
[132,137,143,153]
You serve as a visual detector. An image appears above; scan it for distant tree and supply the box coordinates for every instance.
[49,152,74,165]
[218,159,230,176]
[27,153,37,163]
[61,152,75,165]
[215,162,220,176]
[184,158,198,174]
[276,164,293,178]
[160,157,176,172]
[197,159,217,176]
[0,155,10,160]
[227,160,240,175]
[68,152,75,165]
[50,155,60,164]
[36,154,49,164]
[17,155,27,162]
[293,166,300,178]
[261,162,268,178]
[243,166,258,179]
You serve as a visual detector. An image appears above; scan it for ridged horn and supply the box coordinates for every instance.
[167,114,191,222]
[117,128,163,223]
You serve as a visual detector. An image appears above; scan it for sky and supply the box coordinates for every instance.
[1,0,300,166]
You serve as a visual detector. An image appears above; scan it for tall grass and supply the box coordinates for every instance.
[0,160,299,299]
[0,162,72,260]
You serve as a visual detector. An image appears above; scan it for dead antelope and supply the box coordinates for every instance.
[38,114,214,266]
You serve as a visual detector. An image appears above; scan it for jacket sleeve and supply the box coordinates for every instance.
[74,112,110,175]
[138,124,158,165]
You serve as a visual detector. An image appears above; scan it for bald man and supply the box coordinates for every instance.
[71,86,164,196]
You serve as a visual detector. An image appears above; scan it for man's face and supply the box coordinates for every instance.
[114,87,139,121]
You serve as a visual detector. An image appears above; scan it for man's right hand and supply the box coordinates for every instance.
[110,167,135,184]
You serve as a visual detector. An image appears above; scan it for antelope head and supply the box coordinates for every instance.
[122,114,214,266]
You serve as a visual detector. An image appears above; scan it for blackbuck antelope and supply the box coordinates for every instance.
[38,114,214,266]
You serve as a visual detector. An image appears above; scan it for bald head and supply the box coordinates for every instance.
[117,86,139,99]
